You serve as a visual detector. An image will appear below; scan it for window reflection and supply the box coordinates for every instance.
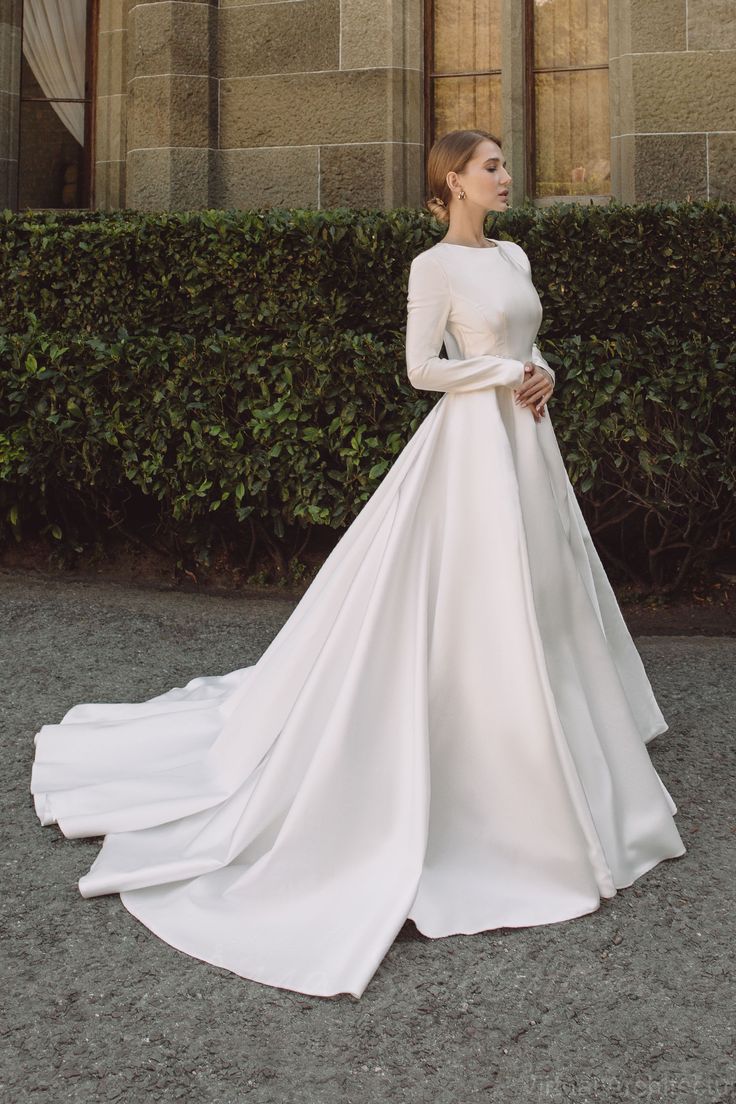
[533,0,608,69]
[532,0,610,197]
[434,0,503,74]
[430,0,504,158]
[433,75,503,139]
[534,69,610,196]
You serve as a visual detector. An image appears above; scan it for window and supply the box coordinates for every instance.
[18,0,96,210]
[426,0,504,151]
[531,0,610,199]
[426,0,610,203]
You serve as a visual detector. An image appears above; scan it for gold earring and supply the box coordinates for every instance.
[459,189,466,200]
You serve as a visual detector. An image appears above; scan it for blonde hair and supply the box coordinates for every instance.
[425,128,504,225]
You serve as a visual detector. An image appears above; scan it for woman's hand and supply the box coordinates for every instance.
[514,363,554,423]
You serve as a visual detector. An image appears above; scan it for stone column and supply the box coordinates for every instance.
[610,0,736,203]
[323,0,423,208]
[126,0,217,210]
[501,0,527,207]
[95,0,128,209]
[0,0,21,210]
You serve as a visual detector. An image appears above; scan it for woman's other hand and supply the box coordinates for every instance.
[514,364,554,423]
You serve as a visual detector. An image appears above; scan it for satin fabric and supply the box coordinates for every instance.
[30,237,686,998]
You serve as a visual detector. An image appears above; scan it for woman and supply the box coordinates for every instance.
[30,129,686,1000]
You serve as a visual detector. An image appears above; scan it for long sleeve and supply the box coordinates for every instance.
[531,343,555,386]
[405,253,527,394]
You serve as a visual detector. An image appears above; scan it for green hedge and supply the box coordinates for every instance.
[1,202,734,591]
[2,201,734,345]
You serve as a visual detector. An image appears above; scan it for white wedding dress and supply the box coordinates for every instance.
[30,236,686,999]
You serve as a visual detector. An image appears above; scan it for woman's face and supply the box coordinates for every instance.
[448,139,512,213]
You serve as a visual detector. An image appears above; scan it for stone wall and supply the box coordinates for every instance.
[94,0,422,212]
[610,0,736,202]
[2,0,735,211]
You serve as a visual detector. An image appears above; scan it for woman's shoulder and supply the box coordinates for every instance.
[407,245,451,286]
[409,243,445,267]
[497,238,531,271]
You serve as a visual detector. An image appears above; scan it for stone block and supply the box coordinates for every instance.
[608,0,630,59]
[617,134,635,203]
[0,87,17,158]
[609,54,634,136]
[94,157,126,209]
[219,0,339,77]
[0,153,16,207]
[0,21,20,92]
[633,132,707,202]
[708,132,736,198]
[221,68,421,148]
[632,52,736,132]
[129,1,215,80]
[127,146,216,210]
[96,92,127,164]
[340,0,422,71]
[0,0,20,30]
[609,134,622,197]
[629,0,686,53]
[128,74,217,149]
[213,146,319,209]
[96,28,126,98]
[99,0,126,35]
[688,0,736,51]
[319,140,423,207]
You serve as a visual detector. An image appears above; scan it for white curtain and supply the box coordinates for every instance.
[22,0,87,146]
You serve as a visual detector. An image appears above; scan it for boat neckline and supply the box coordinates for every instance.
[435,237,503,251]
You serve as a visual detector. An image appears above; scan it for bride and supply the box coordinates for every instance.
[30,129,686,1000]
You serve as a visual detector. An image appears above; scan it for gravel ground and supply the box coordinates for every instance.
[1,569,734,1104]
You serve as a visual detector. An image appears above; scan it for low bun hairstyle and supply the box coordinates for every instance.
[424,128,504,225]
[426,195,450,225]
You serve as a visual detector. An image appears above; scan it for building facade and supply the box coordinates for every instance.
[1,0,735,214]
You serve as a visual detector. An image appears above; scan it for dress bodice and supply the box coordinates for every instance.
[405,238,554,394]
